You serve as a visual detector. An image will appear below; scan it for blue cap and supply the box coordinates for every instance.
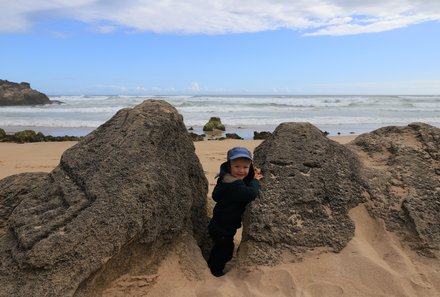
[227,147,252,161]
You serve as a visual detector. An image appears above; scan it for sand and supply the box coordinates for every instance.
[1,137,439,297]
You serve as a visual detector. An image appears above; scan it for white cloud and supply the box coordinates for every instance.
[190,82,201,92]
[2,0,440,35]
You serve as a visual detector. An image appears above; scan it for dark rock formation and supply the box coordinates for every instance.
[348,122,440,258]
[253,131,272,140]
[0,80,52,106]
[189,132,205,141]
[238,122,366,265]
[203,117,225,131]
[0,100,208,296]
[0,129,82,143]
[225,133,243,140]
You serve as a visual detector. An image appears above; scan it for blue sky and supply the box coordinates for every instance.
[1,0,440,95]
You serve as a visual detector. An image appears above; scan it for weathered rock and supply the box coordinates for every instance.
[253,131,272,140]
[0,100,208,296]
[348,122,440,258]
[0,173,49,236]
[203,117,225,131]
[239,122,366,266]
[0,79,52,106]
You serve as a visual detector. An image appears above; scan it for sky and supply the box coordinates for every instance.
[1,0,440,95]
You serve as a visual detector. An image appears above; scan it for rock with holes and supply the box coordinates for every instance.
[0,100,208,296]
[238,122,366,266]
[348,122,440,258]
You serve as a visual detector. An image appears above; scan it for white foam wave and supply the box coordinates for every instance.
[1,95,438,134]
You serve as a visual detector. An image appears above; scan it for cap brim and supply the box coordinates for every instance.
[229,153,252,160]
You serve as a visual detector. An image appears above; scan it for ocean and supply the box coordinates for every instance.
[1,95,439,139]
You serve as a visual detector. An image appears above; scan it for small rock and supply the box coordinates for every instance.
[189,132,204,141]
[253,131,272,140]
[225,133,243,140]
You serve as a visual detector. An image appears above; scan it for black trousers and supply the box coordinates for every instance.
[207,222,236,273]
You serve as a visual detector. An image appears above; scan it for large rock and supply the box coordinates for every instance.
[348,122,440,258]
[0,79,51,106]
[239,122,366,265]
[0,100,208,296]
[203,117,225,131]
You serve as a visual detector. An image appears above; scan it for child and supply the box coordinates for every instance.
[207,146,263,277]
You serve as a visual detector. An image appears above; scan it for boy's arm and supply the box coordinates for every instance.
[227,179,260,203]
[212,181,224,202]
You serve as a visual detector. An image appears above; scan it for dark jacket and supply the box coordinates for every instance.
[210,162,260,236]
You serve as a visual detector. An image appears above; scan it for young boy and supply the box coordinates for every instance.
[207,146,263,277]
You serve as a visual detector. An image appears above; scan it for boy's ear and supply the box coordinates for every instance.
[225,161,231,173]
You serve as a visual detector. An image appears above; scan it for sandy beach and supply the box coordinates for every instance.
[1,136,439,297]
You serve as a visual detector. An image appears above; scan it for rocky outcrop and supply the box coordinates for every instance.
[239,121,440,267]
[0,100,208,296]
[0,79,51,106]
[239,122,366,265]
[0,129,82,143]
[348,122,440,258]
[203,117,225,131]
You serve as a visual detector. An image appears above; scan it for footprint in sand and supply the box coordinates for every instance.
[410,273,432,289]
[245,268,297,297]
[302,282,344,297]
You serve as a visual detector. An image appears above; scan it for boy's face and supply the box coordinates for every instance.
[230,158,252,180]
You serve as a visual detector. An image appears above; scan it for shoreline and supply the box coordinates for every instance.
[1,123,371,140]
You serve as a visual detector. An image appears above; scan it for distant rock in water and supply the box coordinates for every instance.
[0,100,208,296]
[239,122,366,266]
[348,122,440,258]
[0,79,52,106]
[203,117,225,131]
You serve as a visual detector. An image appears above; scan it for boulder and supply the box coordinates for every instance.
[239,122,366,266]
[348,122,440,258]
[203,117,225,131]
[0,80,52,106]
[0,100,208,296]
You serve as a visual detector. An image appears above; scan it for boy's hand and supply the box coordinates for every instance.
[254,167,263,180]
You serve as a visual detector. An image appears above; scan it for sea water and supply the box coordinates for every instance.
[0,95,439,138]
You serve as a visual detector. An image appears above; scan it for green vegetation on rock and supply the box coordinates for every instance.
[203,117,225,131]
[0,128,82,143]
